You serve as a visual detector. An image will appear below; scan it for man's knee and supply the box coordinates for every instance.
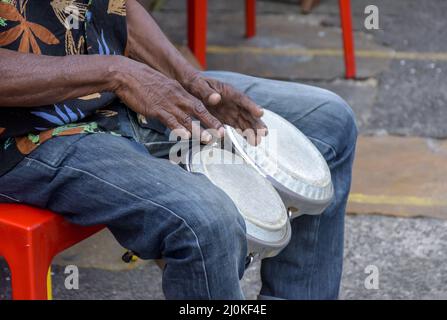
[297,90,358,162]
[326,92,358,149]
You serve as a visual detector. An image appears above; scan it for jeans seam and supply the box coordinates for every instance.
[307,135,338,160]
[295,100,331,123]
[0,192,20,202]
[308,214,322,299]
[23,156,212,299]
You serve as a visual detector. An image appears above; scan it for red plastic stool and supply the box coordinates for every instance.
[0,203,104,300]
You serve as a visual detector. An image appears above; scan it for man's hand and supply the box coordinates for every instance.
[114,58,224,143]
[182,72,268,145]
[126,1,267,145]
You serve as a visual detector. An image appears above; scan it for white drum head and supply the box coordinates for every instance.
[186,146,291,257]
[225,109,333,216]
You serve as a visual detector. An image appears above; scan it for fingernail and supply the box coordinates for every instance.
[218,127,225,138]
[202,131,213,143]
[208,93,221,105]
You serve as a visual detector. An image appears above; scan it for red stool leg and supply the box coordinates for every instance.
[245,0,256,38]
[339,0,356,79]
[3,247,52,300]
[0,204,105,300]
[187,0,208,68]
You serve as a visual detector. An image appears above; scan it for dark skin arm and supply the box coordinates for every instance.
[0,48,120,107]
[0,2,266,143]
[0,49,212,141]
[126,0,267,144]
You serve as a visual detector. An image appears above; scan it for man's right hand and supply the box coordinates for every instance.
[113,57,224,143]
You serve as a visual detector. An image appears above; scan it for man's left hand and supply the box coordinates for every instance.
[182,72,268,145]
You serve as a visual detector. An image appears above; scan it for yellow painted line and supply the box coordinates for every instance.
[47,266,53,300]
[349,193,447,207]
[207,45,447,61]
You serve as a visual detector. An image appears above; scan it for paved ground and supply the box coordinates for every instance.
[1,0,446,300]
[3,214,447,300]
[348,136,447,219]
[150,0,447,138]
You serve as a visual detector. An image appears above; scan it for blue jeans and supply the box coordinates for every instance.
[0,71,357,299]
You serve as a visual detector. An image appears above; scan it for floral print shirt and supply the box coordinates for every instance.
[0,0,128,176]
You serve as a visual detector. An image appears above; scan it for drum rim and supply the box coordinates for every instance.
[266,175,334,206]
[185,147,290,231]
[246,218,292,251]
[225,110,334,202]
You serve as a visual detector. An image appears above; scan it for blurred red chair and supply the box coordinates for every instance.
[187,0,356,78]
[187,0,256,68]
[0,203,104,300]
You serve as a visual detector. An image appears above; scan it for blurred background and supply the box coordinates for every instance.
[2,0,447,299]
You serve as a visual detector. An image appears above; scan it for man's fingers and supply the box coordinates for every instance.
[240,111,268,135]
[170,108,193,133]
[199,78,222,106]
[234,116,259,146]
[157,109,190,139]
[191,77,222,106]
[234,91,264,118]
[215,81,263,118]
[174,87,221,131]
[191,118,214,144]
[172,103,213,143]
[180,95,225,138]
[208,92,222,105]
[237,110,269,141]
[193,101,225,138]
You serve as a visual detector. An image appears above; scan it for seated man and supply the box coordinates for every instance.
[0,0,357,299]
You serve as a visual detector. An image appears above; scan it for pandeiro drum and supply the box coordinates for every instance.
[185,146,291,259]
[225,109,334,219]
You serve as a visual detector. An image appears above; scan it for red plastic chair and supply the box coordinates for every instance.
[187,0,356,78]
[0,203,104,300]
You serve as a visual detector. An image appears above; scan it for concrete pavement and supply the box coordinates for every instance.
[3,214,447,300]
[348,136,447,219]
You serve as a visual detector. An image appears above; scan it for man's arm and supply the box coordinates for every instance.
[0,48,221,142]
[126,0,267,143]
[0,48,120,107]
[126,1,197,88]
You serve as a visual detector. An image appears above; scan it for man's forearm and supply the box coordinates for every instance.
[126,0,198,85]
[0,48,123,107]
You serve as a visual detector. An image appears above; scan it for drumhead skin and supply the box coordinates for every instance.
[186,146,291,258]
[225,109,334,218]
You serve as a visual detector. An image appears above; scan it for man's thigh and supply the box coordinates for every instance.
[0,133,242,256]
